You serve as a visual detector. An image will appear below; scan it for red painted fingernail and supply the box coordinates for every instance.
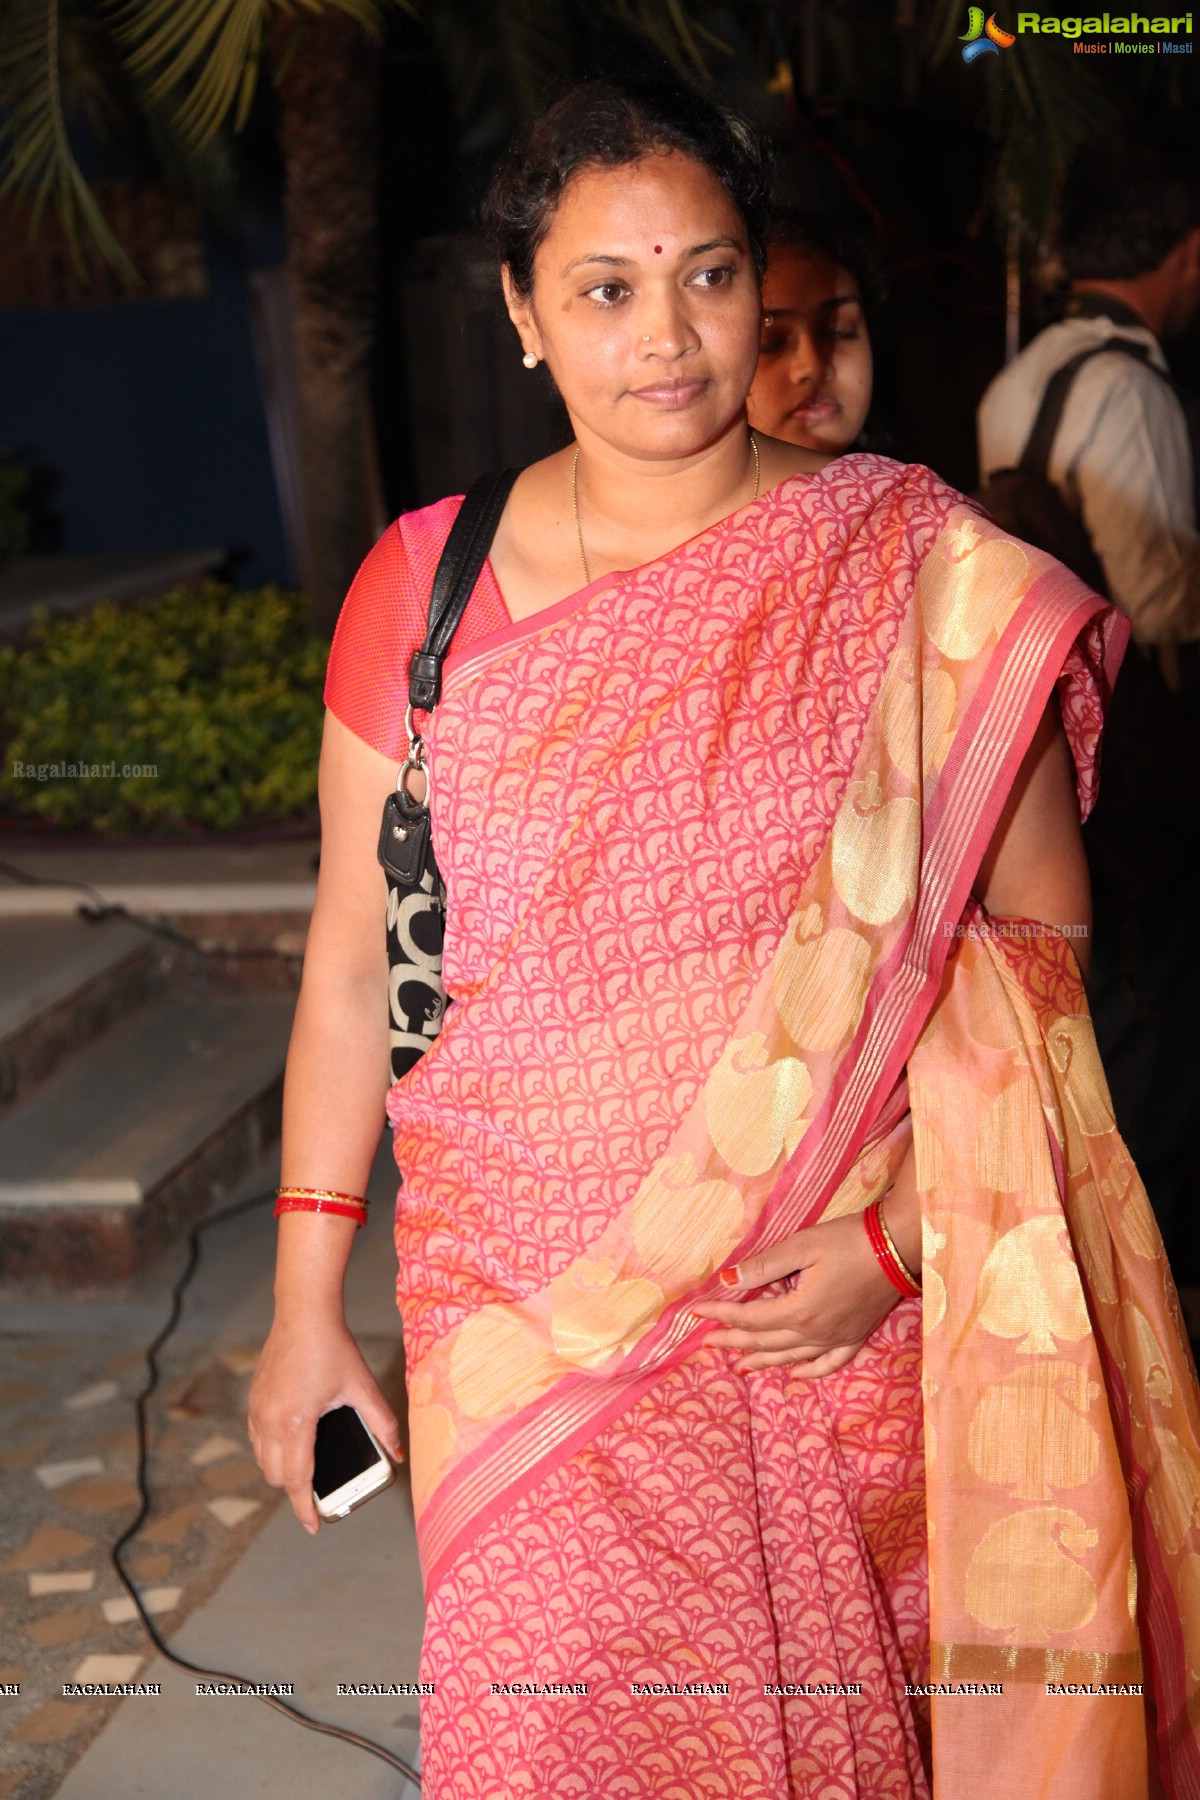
[718,1267,741,1289]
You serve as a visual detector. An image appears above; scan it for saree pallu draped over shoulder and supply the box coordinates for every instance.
[384,455,1200,1799]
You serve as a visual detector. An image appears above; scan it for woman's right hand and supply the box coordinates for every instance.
[248,1312,403,1534]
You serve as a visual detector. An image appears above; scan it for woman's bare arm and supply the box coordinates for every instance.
[248,712,405,1530]
[972,692,1092,977]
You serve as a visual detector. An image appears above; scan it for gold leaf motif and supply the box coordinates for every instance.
[924,1264,947,1332]
[976,1217,1091,1354]
[1122,1302,1174,1416]
[967,1362,1100,1498]
[629,1153,745,1289]
[831,782,920,926]
[548,1274,665,1369]
[795,901,824,942]
[976,1078,1061,1203]
[1114,1181,1164,1262]
[964,949,1025,1051]
[704,1034,812,1176]
[965,1507,1099,1636]
[448,1308,563,1421]
[919,527,1029,661]
[1067,1180,1118,1307]
[913,1071,993,1192]
[921,666,959,774]
[1047,1016,1115,1136]
[772,923,872,1052]
[878,650,920,782]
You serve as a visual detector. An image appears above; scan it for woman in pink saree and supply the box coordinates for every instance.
[249,79,1200,1799]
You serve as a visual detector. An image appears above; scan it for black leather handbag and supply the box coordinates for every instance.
[376,469,517,1080]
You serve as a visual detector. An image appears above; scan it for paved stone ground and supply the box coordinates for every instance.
[0,1149,408,1800]
[0,1332,285,1797]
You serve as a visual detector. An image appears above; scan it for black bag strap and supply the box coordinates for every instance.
[1018,338,1154,480]
[408,467,518,712]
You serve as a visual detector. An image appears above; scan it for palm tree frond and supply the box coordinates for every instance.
[0,0,137,282]
[114,0,260,145]
[605,0,725,79]
[113,0,401,150]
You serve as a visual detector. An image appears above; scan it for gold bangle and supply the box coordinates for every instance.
[275,1185,367,1208]
[877,1199,921,1290]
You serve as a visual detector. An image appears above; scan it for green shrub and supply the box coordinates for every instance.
[0,582,328,833]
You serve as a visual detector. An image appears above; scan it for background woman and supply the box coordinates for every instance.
[747,208,881,454]
[249,77,1200,1800]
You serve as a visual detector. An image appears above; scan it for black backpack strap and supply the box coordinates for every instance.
[407,467,518,712]
[1018,339,1154,479]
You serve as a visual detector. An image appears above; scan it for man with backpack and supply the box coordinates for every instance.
[977,133,1200,1308]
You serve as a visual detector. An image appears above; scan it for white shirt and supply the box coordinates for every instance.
[977,313,1200,644]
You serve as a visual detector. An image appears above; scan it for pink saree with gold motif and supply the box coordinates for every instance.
[383,455,1200,1799]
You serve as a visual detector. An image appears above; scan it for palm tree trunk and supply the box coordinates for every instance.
[272,12,381,633]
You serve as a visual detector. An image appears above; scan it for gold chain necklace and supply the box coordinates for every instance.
[570,431,761,587]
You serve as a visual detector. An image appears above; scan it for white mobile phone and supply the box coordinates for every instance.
[312,1405,395,1521]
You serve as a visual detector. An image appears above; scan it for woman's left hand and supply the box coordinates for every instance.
[690,1212,906,1377]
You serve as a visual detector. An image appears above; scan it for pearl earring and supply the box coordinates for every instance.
[522,351,538,369]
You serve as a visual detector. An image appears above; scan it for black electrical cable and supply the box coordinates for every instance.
[0,860,419,1785]
[109,1186,422,1789]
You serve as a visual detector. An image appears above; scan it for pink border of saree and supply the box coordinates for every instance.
[384,455,1200,1793]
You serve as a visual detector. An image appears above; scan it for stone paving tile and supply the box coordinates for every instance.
[0,1525,94,1573]
[0,1327,285,1800]
[189,1432,240,1467]
[33,1459,105,1491]
[22,1612,95,1652]
[0,1382,44,1409]
[26,1573,95,1597]
[70,1655,145,1685]
[0,1438,51,1474]
[206,1496,262,1528]
[58,1479,141,1515]
[62,1381,120,1411]
[100,1587,180,1625]
[125,1552,171,1581]
[137,1501,202,1546]
[199,1457,262,1494]
[93,1427,139,1455]
[10,1701,97,1747]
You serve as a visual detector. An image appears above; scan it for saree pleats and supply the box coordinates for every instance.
[418,1313,929,1799]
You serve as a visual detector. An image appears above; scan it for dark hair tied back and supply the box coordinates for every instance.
[481,76,774,298]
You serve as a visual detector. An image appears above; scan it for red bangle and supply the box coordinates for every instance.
[864,1200,921,1299]
[274,1187,368,1228]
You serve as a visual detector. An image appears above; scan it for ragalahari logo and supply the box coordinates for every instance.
[961,6,1017,56]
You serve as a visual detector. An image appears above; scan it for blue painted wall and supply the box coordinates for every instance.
[0,235,290,587]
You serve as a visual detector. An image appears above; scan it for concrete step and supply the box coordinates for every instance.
[0,913,168,1106]
[0,991,295,1284]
